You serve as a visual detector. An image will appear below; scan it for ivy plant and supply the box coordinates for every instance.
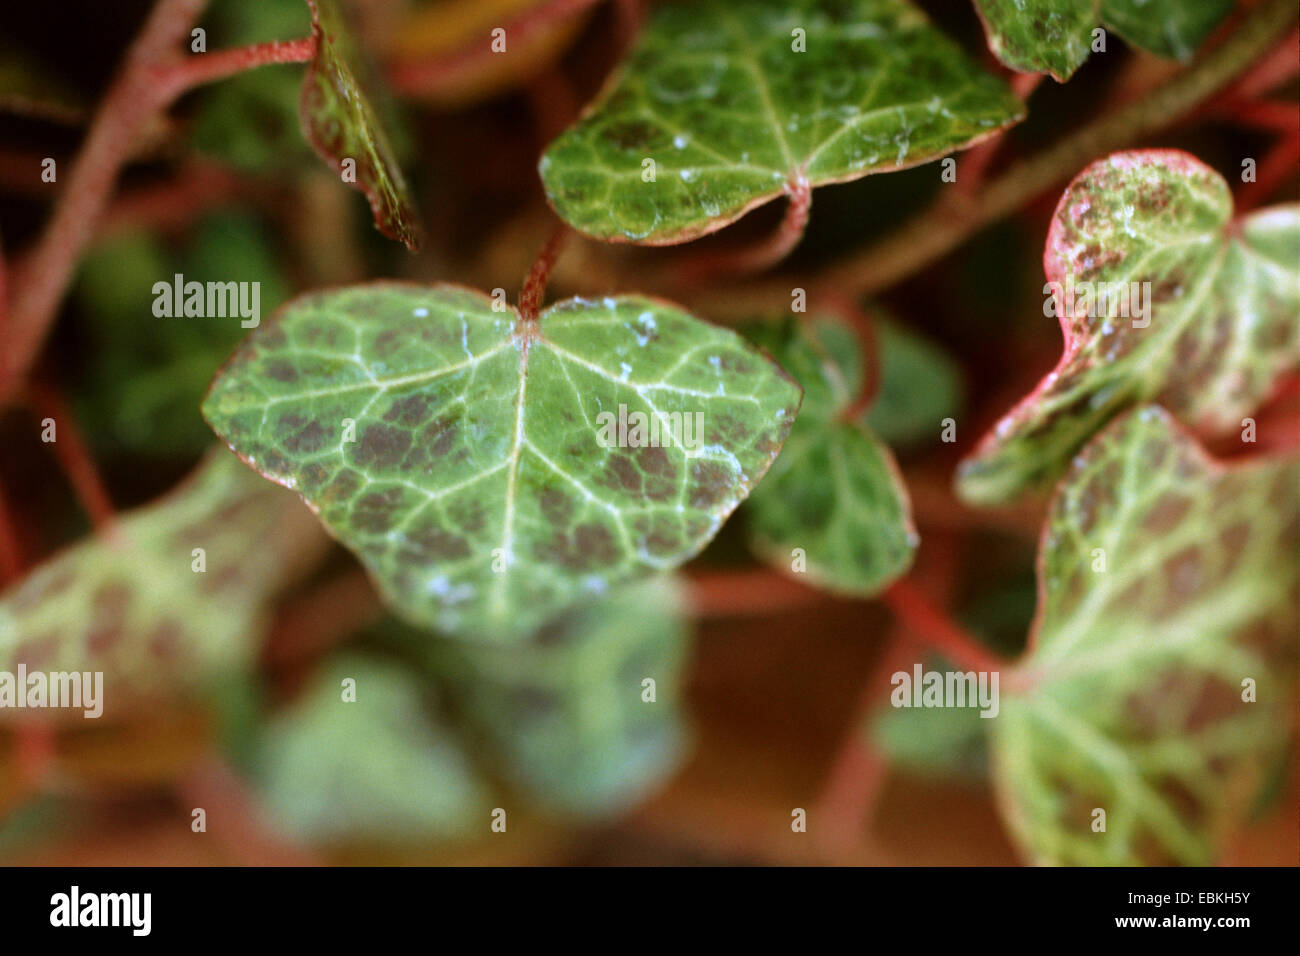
[0,0,1296,869]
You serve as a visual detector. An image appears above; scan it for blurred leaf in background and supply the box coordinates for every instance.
[395,576,691,818]
[744,314,917,595]
[864,315,963,451]
[0,450,327,719]
[190,0,317,173]
[252,655,489,845]
[72,212,290,457]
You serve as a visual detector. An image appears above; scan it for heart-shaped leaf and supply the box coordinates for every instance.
[403,576,689,817]
[301,0,421,249]
[958,150,1300,505]
[991,406,1299,865]
[202,282,801,641]
[0,451,326,720]
[539,0,1023,243]
[974,0,1235,81]
[254,655,488,844]
[744,316,916,594]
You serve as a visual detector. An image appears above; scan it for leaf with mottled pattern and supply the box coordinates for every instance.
[958,150,1300,506]
[0,451,327,721]
[744,315,916,595]
[402,576,689,817]
[539,0,1022,243]
[301,0,421,249]
[254,656,489,843]
[974,0,1235,81]
[203,282,800,641]
[992,406,1299,865]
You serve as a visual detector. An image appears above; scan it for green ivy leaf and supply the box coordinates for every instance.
[253,656,488,844]
[958,150,1300,505]
[1102,0,1236,60]
[539,0,1022,243]
[873,687,989,778]
[991,406,1300,865]
[974,0,1235,81]
[73,213,290,456]
[863,316,963,449]
[406,577,690,817]
[972,0,1096,82]
[0,451,326,718]
[744,316,915,595]
[301,0,421,249]
[202,283,801,641]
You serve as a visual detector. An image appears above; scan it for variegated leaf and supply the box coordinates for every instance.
[744,315,916,594]
[0,451,326,721]
[203,283,800,641]
[406,576,690,817]
[974,0,1235,81]
[301,0,421,248]
[958,150,1300,505]
[540,0,1022,243]
[992,406,1299,865]
[254,656,488,843]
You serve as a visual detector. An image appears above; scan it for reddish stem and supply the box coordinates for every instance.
[0,473,23,585]
[1225,26,1299,99]
[27,384,120,539]
[614,0,647,43]
[0,2,315,408]
[677,176,812,283]
[518,224,570,322]
[150,36,316,99]
[177,757,320,865]
[264,567,383,670]
[880,578,1009,674]
[685,566,826,619]
[724,174,812,273]
[1209,97,1298,131]
[0,0,206,405]
[97,161,246,239]
[814,533,965,852]
[812,632,918,858]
